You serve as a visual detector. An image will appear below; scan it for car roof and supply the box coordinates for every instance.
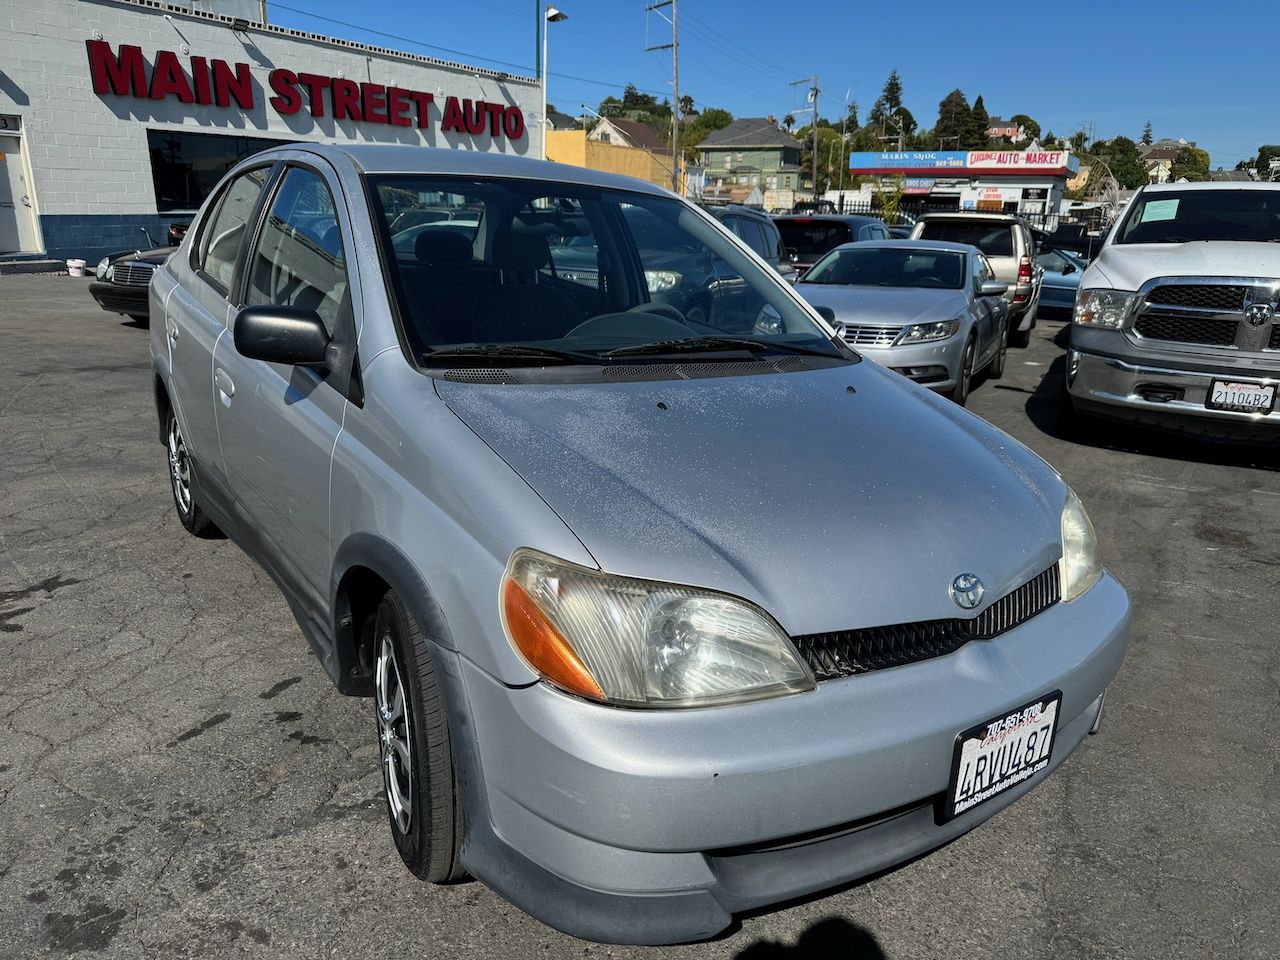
[267,143,676,198]
[1137,181,1278,193]
[773,214,884,224]
[915,212,1023,223]
[830,239,973,254]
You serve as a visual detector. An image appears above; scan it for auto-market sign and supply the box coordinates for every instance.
[85,40,527,141]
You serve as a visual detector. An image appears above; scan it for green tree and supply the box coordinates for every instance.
[1255,145,1280,179]
[869,69,904,122]
[1141,121,1153,146]
[1009,114,1040,142]
[934,89,971,149]
[1170,146,1210,181]
[678,95,695,117]
[680,107,734,165]
[782,113,794,131]
[968,95,990,148]
[1092,136,1147,189]
[798,125,849,194]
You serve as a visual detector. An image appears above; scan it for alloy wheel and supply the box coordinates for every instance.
[167,417,192,515]
[376,633,413,834]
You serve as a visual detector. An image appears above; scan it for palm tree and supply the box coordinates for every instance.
[679,94,695,117]
[783,113,794,132]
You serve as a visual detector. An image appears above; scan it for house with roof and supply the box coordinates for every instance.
[1140,138,1197,184]
[986,117,1024,142]
[587,117,670,154]
[698,118,803,206]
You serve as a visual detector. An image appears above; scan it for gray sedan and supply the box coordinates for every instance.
[797,240,1010,404]
[149,144,1129,945]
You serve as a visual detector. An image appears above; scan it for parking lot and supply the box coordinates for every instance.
[1,272,1277,960]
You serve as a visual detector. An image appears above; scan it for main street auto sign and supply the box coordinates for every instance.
[84,40,526,142]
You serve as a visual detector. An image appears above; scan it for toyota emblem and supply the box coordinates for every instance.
[950,573,986,610]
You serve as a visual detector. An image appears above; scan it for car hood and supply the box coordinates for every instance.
[107,246,173,266]
[1088,241,1280,290]
[795,284,968,326]
[436,363,1065,635]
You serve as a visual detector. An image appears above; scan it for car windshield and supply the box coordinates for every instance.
[367,175,845,365]
[775,220,854,258]
[1116,189,1280,244]
[803,246,966,290]
[916,221,1015,257]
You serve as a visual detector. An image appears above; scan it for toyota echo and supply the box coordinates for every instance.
[148,144,1131,944]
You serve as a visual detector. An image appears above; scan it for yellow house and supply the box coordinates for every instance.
[546,129,683,195]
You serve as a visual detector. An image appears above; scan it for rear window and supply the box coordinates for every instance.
[776,220,853,258]
[917,221,1015,257]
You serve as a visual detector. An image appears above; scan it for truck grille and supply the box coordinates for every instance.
[1133,313,1238,346]
[792,565,1060,682]
[843,324,899,347]
[113,261,156,287]
[1144,284,1246,310]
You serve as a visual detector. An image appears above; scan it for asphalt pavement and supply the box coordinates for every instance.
[1,275,1277,959]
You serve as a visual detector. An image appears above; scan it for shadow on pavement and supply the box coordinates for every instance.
[735,917,887,959]
[1022,350,1280,473]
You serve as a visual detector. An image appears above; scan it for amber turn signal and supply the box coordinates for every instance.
[501,578,605,701]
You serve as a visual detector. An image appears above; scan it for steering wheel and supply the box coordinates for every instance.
[914,277,944,288]
[628,301,688,324]
[565,308,692,341]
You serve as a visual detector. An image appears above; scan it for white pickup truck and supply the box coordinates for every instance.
[1066,182,1280,441]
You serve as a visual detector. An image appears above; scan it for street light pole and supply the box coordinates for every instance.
[541,5,568,160]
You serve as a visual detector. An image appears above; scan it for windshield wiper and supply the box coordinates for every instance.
[421,344,598,365]
[602,336,843,359]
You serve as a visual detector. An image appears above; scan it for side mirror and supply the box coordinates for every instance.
[814,306,846,338]
[979,279,1009,298]
[234,305,330,367]
[1060,262,1077,275]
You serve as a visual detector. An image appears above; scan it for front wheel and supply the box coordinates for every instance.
[987,322,1008,379]
[165,409,217,537]
[374,591,465,884]
[949,337,976,406]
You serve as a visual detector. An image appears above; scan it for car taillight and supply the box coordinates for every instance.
[1018,256,1032,281]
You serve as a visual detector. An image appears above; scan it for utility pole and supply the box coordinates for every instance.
[790,76,819,199]
[645,0,680,193]
[259,0,268,25]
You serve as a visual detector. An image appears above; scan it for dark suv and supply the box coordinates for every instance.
[706,204,796,280]
[773,214,892,272]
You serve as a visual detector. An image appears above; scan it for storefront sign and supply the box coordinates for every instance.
[85,41,526,141]
[850,147,1077,176]
[849,151,967,171]
[901,177,934,195]
[966,150,1076,173]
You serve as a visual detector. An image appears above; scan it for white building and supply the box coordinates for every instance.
[0,0,539,261]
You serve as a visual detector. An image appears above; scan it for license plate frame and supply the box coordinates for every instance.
[942,691,1062,822]
[1206,379,1275,415]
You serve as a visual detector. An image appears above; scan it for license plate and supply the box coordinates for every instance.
[1206,379,1275,414]
[943,692,1061,821]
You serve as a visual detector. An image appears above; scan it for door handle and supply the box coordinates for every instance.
[214,368,235,401]
[165,318,179,346]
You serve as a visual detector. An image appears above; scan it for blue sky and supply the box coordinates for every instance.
[269,0,1276,168]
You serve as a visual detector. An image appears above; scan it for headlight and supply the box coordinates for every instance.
[644,269,682,292]
[1059,489,1102,602]
[1074,289,1135,328]
[96,257,111,280]
[501,549,815,708]
[896,319,960,344]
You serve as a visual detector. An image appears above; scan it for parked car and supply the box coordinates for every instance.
[1066,182,1280,441]
[149,143,1130,945]
[167,220,191,246]
[910,213,1043,347]
[774,214,892,272]
[796,240,1010,404]
[708,203,798,282]
[89,246,172,323]
[887,224,913,239]
[1036,247,1087,315]
[791,199,837,214]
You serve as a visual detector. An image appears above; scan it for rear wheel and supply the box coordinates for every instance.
[949,337,976,406]
[374,591,465,883]
[165,410,217,537]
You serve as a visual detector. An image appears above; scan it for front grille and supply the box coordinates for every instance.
[113,261,156,287]
[793,565,1060,682]
[843,324,899,347]
[1145,284,1246,310]
[1134,312,1237,346]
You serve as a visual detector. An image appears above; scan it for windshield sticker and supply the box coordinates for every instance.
[1140,199,1180,223]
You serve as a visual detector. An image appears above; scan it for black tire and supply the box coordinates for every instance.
[374,591,465,884]
[165,409,218,538]
[949,336,976,406]
[987,320,1008,380]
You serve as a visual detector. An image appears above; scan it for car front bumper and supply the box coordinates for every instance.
[89,280,148,317]
[855,337,964,392]
[1066,347,1280,440]
[456,572,1131,944]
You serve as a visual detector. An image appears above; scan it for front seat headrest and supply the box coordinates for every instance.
[492,229,551,272]
[415,229,473,264]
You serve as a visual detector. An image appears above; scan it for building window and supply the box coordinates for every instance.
[147,129,287,213]
[599,132,611,143]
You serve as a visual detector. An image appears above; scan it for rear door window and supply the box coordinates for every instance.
[918,221,1015,258]
[727,217,771,258]
[197,167,269,294]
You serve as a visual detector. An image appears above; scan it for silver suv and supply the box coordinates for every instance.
[149,144,1129,944]
[1066,182,1280,441]
[911,212,1043,347]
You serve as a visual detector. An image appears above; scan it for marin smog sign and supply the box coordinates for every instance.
[85,40,527,141]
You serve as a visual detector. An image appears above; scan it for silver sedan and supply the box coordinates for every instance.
[796,239,1010,404]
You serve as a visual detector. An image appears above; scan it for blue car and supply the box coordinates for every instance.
[1037,247,1087,314]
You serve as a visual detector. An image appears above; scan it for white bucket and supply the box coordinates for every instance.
[66,258,87,277]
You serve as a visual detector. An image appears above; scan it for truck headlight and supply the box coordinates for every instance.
[501,549,815,707]
[1059,489,1102,602]
[96,257,111,280]
[1074,289,1135,328]
[644,270,682,292]
[896,319,960,344]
